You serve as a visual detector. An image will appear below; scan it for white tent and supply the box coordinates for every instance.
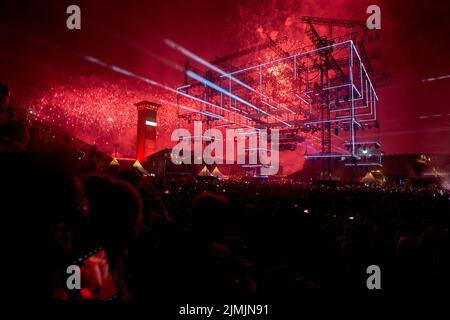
[109,158,120,166]
[362,172,377,184]
[133,160,150,175]
[211,166,227,179]
[198,165,213,177]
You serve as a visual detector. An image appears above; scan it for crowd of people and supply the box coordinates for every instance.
[1,82,449,299]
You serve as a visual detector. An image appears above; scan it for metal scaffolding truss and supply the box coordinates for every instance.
[176,40,382,175]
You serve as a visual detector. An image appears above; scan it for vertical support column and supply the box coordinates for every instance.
[320,55,331,180]
[349,42,356,158]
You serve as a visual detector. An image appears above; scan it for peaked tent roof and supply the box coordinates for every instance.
[211,166,227,179]
[110,158,120,166]
[198,165,213,176]
[133,160,150,175]
[362,172,377,183]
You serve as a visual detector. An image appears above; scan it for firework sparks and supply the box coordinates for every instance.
[19,75,178,156]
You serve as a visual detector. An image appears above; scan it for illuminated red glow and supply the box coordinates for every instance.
[20,76,177,157]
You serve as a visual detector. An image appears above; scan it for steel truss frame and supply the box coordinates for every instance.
[176,40,382,174]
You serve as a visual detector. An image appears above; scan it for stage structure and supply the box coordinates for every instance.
[175,17,384,179]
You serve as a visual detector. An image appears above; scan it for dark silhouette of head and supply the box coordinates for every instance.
[116,168,142,189]
[191,192,229,242]
[0,151,79,298]
[84,176,142,265]
[0,119,29,151]
[0,82,10,112]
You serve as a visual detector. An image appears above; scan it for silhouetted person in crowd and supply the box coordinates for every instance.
[178,192,255,298]
[0,152,83,299]
[0,119,30,151]
[83,176,143,299]
[116,168,142,189]
[190,192,229,244]
[0,82,14,125]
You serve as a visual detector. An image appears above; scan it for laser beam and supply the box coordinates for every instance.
[164,38,296,115]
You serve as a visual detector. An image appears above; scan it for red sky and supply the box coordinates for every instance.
[1,0,449,155]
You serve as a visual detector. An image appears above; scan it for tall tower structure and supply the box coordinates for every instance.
[135,100,161,161]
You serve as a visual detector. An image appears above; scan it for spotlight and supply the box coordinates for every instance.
[362,147,369,155]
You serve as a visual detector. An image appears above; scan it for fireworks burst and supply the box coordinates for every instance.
[20,75,178,156]
[15,0,343,166]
